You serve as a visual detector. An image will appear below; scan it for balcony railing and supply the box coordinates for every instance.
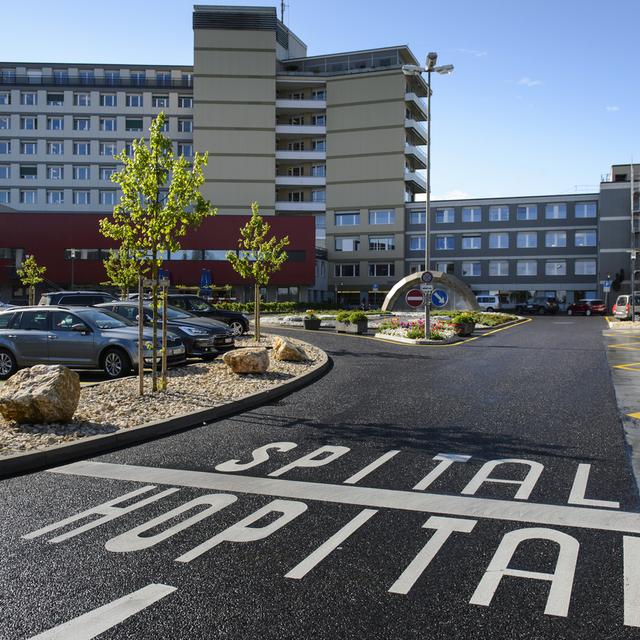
[275,201,326,212]
[404,170,426,191]
[275,176,326,186]
[0,74,193,90]
[275,99,327,111]
[405,119,428,144]
[275,150,327,161]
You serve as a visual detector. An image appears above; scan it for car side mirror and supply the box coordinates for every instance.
[72,323,90,334]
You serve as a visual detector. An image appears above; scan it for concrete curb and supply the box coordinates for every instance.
[0,346,330,479]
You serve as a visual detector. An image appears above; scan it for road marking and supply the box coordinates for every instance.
[627,412,640,420]
[344,450,400,485]
[613,362,640,371]
[568,464,620,509]
[50,461,640,534]
[28,583,176,639]
[608,341,640,350]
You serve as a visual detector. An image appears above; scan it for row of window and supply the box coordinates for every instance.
[0,115,192,133]
[433,230,597,251]
[449,259,598,278]
[0,165,116,180]
[335,210,395,226]
[284,139,326,152]
[280,90,326,100]
[279,115,326,126]
[1,69,190,86]
[0,140,193,157]
[0,91,192,108]
[0,190,118,205]
[284,190,326,203]
[282,165,326,177]
[335,236,396,251]
[409,202,597,225]
[334,263,395,278]
[59,248,306,261]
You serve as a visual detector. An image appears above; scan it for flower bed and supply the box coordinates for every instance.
[377,317,457,342]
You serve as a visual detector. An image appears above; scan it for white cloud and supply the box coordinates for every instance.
[606,105,620,112]
[454,48,487,58]
[517,77,542,87]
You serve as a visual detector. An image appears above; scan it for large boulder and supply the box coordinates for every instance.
[272,337,306,362]
[0,365,80,424]
[223,347,269,374]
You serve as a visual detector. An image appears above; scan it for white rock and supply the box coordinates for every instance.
[223,347,270,374]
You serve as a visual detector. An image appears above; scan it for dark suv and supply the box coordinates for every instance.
[39,291,116,306]
[517,297,559,315]
[165,294,250,335]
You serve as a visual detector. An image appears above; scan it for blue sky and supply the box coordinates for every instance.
[4,0,639,199]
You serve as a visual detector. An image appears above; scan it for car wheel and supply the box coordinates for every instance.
[486,307,494,313]
[229,320,245,336]
[567,309,573,316]
[538,307,545,315]
[585,309,592,317]
[101,348,132,379]
[0,349,17,380]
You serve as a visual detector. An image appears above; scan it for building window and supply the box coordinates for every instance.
[73,117,90,131]
[47,165,63,180]
[204,250,234,261]
[74,92,90,107]
[19,165,37,179]
[100,166,116,181]
[288,140,303,151]
[99,190,116,205]
[53,70,68,84]
[489,205,509,221]
[152,95,169,108]
[545,203,567,219]
[312,89,326,100]
[409,263,426,274]
[517,231,537,248]
[64,249,102,260]
[461,262,481,277]
[21,141,37,154]
[178,96,192,108]
[311,189,326,203]
[545,260,567,276]
[0,165,10,179]
[79,71,95,85]
[177,119,192,133]
[99,142,117,157]
[335,263,359,277]
[0,116,9,129]
[47,190,64,204]
[156,72,171,86]
[73,165,90,180]
[0,190,9,204]
[575,202,597,218]
[436,262,455,274]
[575,259,596,275]
[489,260,509,276]
[125,143,134,157]
[73,141,91,156]
[435,208,454,223]
[311,164,325,177]
[462,207,481,223]
[368,263,395,277]
[130,72,145,86]
[0,141,11,154]
[489,232,509,249]
[369,209,395,225]
[335,237,360,251]
[287,192,303,202]
[20,190,37,204]
[436,235,454,250]
[409,211,425,225]
[545,231,567,248]
[409,236,425,251]
[100,117,117,131]
[287,166,303,177]
[574,230,597,247]
[20,91,37,105]
[312,139,326,151]
[100,93,117,107]
[370,236,395,251]
[335,212,359,226]
[47,141,64,155]
[517,260,537,276]
[0,92,10,105]
[177,143,193,157]
[312,114,326,126]
[126,94,143,107]
[47,92,64,106]
[125,118,143,132]
[47,116,64,130]
[73,190,90,205]
[20,116,37,130]
[462,235,481,250]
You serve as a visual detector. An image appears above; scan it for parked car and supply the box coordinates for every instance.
[164,294,250,336]
[476,294,509,312]
[567,299,606,316]
[0,306,185,380]
[96,301,235,357]
[39,291,116,306]
[516,297,559,315]
[613,294,640,321]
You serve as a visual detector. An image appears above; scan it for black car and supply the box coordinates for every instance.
[165,294,250,336]
[96,301,235,358]
[517,297,559,315]
[39,290,116,306]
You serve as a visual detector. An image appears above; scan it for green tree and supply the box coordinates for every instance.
[102,248,138,300]
[99,112,216,394]
[17,254,46,305]
[227,202,289,342]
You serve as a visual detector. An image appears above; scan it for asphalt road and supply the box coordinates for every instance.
[1,316,639,639]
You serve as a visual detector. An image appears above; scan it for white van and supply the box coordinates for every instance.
[476,294,508,312]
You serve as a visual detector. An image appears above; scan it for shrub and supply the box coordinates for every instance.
[305,309,317,318]
[348,311,367,323]
[407,324,425,339]
[336,311,351,323]
[429,329,445,340]
[453,312,476,324]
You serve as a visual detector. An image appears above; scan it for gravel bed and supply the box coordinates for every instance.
[0,334,323,458]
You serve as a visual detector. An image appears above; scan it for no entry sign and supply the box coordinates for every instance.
[405,289,424,308]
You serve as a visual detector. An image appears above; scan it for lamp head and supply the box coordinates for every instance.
[402,64,422,76]
[436,64,454,75]
[426,52,438,70]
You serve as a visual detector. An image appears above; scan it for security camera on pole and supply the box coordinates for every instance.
[402,52,453,339]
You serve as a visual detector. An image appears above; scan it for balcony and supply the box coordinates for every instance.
[275,124,326,136]
[0,74,192,90]
[276,99,327,111]
[405,119,427,145]
[275,150,327,162]
[275,176,326,187]
[275,201,326,212]
[404,170,426,192]
[405,92,428,120]
[405,143,426,170]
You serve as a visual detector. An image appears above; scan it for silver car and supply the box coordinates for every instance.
[0,306,186,380]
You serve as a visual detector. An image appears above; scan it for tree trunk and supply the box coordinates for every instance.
[151,260,158,393]
[28,286,35,306]
[254,283,260,342]
[161,284,168,390]
[137,276,144,396]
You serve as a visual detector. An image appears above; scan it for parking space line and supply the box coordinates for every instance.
[613,362,640,372]
[627,412,640,420]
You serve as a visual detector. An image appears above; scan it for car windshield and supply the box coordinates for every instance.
[189,298,214,311]
[143,304,194,320]
[77,308,132,329]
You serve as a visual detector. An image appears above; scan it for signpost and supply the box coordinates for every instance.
[405,289,425,308]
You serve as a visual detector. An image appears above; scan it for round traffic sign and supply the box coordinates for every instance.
[406,288,425,308]
[421,271,434,283]
[431,289,448,308]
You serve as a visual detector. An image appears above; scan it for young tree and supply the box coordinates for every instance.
[102,248,138,300]
[17,254,46,305]
[227,202,289,342]
[100,112,216,394]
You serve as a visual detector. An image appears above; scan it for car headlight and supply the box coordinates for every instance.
[179,325,210,336]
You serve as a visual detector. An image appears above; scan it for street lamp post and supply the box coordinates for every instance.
[403,54,453,339]
[69,248,78,290]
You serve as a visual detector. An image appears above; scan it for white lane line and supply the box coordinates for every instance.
[28,583,176,639]
[50,461,640,534]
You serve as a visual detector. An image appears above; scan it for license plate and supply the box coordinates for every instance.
[224,338,233,343]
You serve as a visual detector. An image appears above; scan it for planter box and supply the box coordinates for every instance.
[335,319,368,335]
[303,318,322,330]
[454,321,475,337]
